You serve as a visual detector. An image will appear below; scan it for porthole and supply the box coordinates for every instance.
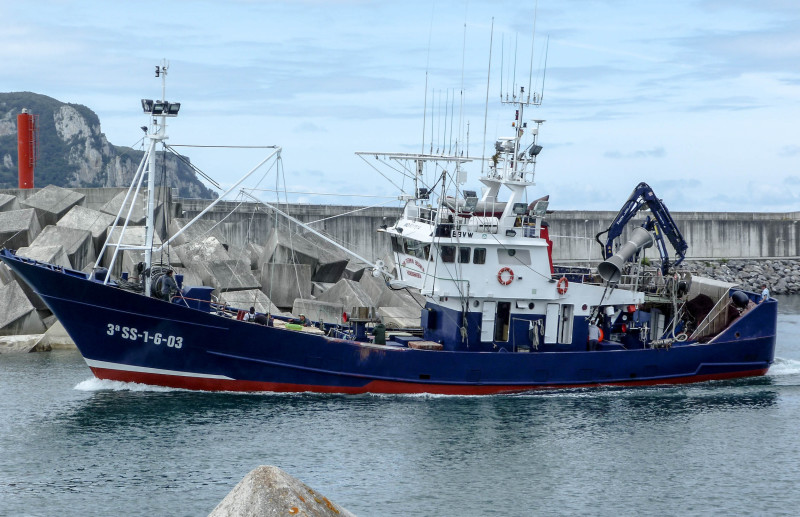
[528,302,535,310]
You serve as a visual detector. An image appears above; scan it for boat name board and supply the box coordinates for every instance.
[106,323,184,349]
[402,257,425,278]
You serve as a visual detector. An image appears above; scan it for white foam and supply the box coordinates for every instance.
[74,377,178,392]
[768,357,800,377]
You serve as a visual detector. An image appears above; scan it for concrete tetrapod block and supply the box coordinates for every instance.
[173,236,231,268]
[311,282,334,297]
[99,190,146,225]
[226,244,254,271]
[293,298,346,325]
[199,260,261,293]
[168,218,227,247]
[260,263,312,309]
[0,193,20,213]
[342,260,367,281]
[208,465,355,517]
[15,245,72,268]
[378,306,422,329]
[219,289,281,315]
[262,227,321,271]
[247,242,264,270]
[312,259,349,283]
[0,281,46,336]
[0,208,41,250]
[0,263,14,285]
[170,266,204,289]
[106,228,152,272]
[359,272,425,309]
[101,226,162,278]
[20,185,85,227]
[13,245,71,310]
[57,205,116,252]
[38,320,76,350]
[29,225,95,272]
[316,278,375,309]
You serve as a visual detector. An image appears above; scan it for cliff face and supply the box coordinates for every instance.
[0,92,215,199]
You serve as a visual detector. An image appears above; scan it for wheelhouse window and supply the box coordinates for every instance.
[421,244,431,261]
[458,247,471,263]
[391,236,403,253]
[440,245,456,263]
[473,248,486,264]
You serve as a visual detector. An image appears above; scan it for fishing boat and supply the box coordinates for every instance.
[0,65,777,394]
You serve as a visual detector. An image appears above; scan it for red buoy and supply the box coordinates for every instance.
[17,109,38,189]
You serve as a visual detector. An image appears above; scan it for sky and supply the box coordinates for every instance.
[2,0,800,212]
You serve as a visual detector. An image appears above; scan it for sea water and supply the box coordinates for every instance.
[2,295,800,517]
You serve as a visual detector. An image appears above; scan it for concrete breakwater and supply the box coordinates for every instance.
[0,186,798,345]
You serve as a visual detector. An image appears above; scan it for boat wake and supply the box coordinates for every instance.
[74,377,178,392]
[768,357,800,377]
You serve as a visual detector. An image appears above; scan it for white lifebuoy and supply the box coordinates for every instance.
[497,267,514,285]
[557,276,569,295]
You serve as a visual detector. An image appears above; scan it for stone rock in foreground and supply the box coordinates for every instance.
[209,465,355,517]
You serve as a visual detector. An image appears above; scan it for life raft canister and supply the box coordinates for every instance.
[497,267,514,285]
[557,276,569,294]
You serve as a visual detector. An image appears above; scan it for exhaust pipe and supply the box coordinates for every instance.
[598,227,654,283]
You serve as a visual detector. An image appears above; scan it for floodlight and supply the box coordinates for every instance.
[151,101,166,115]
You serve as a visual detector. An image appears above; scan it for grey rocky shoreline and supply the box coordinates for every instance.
[682,258,800,295]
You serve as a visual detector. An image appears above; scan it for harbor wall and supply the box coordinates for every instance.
[179,199,800,263]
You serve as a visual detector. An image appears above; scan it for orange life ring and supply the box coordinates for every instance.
[497,267,514,285]
[557,276,569,294]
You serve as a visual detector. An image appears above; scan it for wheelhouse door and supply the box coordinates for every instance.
[544,303,559,344]
[481,301,497,342]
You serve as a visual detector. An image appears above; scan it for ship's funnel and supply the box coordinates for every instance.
[598,227,655,283]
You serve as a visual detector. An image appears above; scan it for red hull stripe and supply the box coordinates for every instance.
[89,366,770,395]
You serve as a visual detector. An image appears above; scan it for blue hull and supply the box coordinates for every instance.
[1,250,777,394]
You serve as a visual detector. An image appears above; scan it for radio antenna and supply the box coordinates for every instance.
[527,0,538,103]
[481,18,494,175]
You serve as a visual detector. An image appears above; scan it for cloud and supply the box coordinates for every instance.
[779,146,800,157]
[293,122,326,133]
[604,147,665,159]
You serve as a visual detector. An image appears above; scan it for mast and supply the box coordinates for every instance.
[141,59,181,296]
